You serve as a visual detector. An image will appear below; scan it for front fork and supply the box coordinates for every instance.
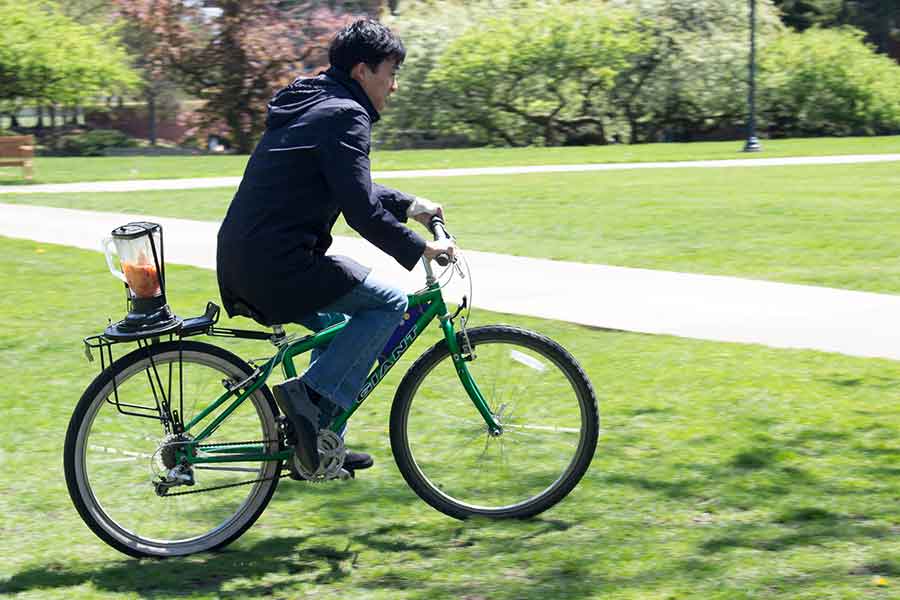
[421,256,502,435]
[439,315,503,436]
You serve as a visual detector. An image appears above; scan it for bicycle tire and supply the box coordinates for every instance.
[390,325,598,519]
[64,340,281,558]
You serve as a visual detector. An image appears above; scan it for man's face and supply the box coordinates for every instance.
[351,59,399,113]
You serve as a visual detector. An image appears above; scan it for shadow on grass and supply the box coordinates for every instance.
[0,536,337,598]
[626,406,673,417]
[598,424,898,560]
[0,516,580,598]
[820,374,899,390]
[700,514,893,554]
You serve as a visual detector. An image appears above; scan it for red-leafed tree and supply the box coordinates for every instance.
[114,1,358,152]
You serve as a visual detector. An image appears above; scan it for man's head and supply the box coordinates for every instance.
[329,19,405,113]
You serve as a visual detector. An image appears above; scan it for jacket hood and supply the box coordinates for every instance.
[265,66,380,130]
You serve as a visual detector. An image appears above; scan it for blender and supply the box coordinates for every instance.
[102,222,181,339]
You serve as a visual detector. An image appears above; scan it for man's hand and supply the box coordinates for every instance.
[409,196,455,261]
[422,239,456,262]
[407,196,444,226]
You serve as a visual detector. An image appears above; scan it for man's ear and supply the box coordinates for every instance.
[349,62,370,84]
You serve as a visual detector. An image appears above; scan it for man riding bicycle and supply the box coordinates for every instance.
[216,19,456,476]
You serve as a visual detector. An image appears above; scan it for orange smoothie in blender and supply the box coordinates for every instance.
[122,258,161,298]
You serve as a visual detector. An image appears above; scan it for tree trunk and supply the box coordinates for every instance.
[147,90,157,146]
[49,104,57,130]
[627,115,639,144]
[36,105,44,130]
[232,113,253,153]
[543,120,557,146]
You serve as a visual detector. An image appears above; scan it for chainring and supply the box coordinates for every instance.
[291,430,346,482]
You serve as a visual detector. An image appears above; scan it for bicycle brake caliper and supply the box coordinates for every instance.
[459,315,476,362]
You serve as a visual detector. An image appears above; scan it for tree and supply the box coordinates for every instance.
[604,0,784,143]
[758,27,900,135]
[278,0,385,15]
[836,1,900,60]
[383,0,785,146]
[382,0,896,146]
[378,0,500,147]
[0,0,138,107]
[114,1,355,152]
[54,0,176,143]
[773,0,900,60]
[771,0,839,30]
[427,2,651,146]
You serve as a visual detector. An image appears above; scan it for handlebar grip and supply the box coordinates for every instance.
[430,215,450,241]
[429,216,452,266]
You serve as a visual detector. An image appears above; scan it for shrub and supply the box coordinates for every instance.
[379,1,501,148]
[759,27,900,136]
[381,0,785,147]
[53,129,137,156]
[427,2,651,146]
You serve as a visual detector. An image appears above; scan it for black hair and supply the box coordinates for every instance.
[328,19,406,74]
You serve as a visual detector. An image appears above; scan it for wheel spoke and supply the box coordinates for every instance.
[67,342,282,558]
[502,423,582,434]
[396,327,597,518]
[88,445,154,459]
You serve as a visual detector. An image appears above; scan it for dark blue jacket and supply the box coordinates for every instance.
[217,67,426,325]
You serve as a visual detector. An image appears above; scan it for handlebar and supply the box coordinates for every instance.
[429,215,453,267]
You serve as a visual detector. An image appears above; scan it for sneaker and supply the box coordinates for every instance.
[271,378,320,474]
[345,451,374,471]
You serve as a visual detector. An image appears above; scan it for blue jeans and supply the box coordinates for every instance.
[296,273,408,409]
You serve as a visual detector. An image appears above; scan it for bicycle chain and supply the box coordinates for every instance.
[160,438,288,497]
[194,438,280,449]
[160,472,290,496]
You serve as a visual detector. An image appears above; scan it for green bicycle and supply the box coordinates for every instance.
[65,219,599,558]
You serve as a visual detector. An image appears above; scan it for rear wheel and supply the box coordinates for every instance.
[390,326,598,519]
[64,340,281,558]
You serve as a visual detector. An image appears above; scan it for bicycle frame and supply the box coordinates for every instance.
[177,277,500,467]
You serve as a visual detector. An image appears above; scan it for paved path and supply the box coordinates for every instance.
[3,202,899,361]
[2,153,899,194]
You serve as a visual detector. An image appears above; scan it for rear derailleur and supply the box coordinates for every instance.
[153,433,196,496]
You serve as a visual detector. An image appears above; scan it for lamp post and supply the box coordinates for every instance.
[743,0,762,152]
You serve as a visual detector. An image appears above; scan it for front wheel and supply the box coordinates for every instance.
[390,325,598,519]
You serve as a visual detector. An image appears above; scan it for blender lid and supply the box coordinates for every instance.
[111,222,161,239]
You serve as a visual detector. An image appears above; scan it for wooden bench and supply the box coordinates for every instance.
[0,135,35,180]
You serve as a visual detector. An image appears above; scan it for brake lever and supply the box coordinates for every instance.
[453,258,465,279]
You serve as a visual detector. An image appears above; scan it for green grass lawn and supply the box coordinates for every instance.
[0,135,898,185]
[1,236,898,599]
[5,161,899,294]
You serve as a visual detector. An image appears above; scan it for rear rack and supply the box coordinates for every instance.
[82,301,291,429]
[83,301,292,366]
[82,332,180,423]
